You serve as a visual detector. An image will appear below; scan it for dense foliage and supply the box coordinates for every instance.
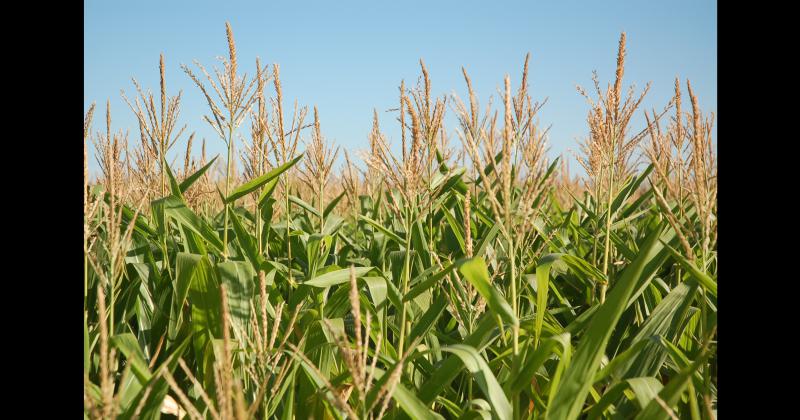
[84,25,717,419]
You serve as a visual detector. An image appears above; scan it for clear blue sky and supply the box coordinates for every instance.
[84,0,716,177]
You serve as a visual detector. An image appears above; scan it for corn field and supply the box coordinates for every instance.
[84,23,717,419]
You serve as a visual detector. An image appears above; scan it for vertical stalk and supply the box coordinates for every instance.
[591,165,603,267]
[160,142,166,197]
[109,234,116,336]
[84,185,89,311]
[676,147,685,287]
[223,124,234,261]
[506,240,519,420]
[397,206,412,357]
[107,111,117,336]
[255,199,262,254]
[687,381,702,420]
[427,142,434,268]
[158,137,171,277]
[256,146,263,255]
[317,177,326,320]
[84,110,90,310]
[286,179,293,284]
[699,252,711,403]
[509,233,519,356]
[84,253,89,309]
[319,176,325,233]
[160,162,170,280]
[600,136,616,304]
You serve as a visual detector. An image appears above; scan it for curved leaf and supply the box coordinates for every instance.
[442,344,512,420]
[226,154,303,203]
[459,257,518,327]
[304,266,373,288]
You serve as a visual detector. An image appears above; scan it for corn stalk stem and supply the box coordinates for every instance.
[600,137,616,304]
[159,138,172,277]
[223,124,234,261]
[255,200,262,254]
[84,254,89,309]
[286,179,293,284]
[398,206,412,356]
[160,142,167,197]
[319,176,325,232]
[510,233,519,356]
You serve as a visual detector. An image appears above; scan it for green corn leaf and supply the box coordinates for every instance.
[662,242,717,297]
[226,154,303,203]
[324,191,346,219]
[535,254,559,346]
[304,266,373,288]
[547,223,670,420]
[179,155,218,193]
[442,344,513,420]
[359,214,405,244]
[634,347,713,420]
[155,196,224,253]
[163,156,184,200]
[419,314,498,403]
[459,257,518,328]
